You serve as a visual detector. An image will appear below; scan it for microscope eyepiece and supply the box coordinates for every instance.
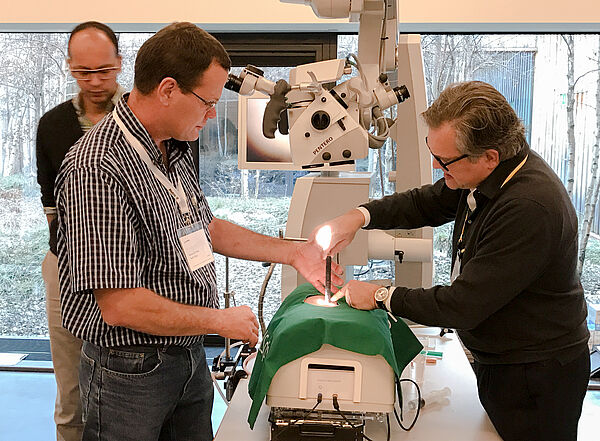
[224,74,243,93]
[245,65,264,76]
[394,85,410,103]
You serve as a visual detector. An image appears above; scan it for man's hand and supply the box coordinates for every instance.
[216,306,259,347]
[290,240,344,295]
[309,209,366,258]
[330,280,379,310]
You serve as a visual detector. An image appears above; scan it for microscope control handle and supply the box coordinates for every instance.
[263,79,291,138]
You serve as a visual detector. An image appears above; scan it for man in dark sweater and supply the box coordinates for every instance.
[36,22,123,441]
[325,81,590,441]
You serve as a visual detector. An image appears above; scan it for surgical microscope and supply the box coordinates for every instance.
[217,0,434,438]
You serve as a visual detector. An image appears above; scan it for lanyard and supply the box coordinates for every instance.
[500,154,528,190]
[458,154,529,244]
[112,109,191,223]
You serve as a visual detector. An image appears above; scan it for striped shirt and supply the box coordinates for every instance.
[55,94,218,347]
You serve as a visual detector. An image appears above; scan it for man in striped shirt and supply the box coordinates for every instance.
[55,22,340,441]
[36,22,124,441]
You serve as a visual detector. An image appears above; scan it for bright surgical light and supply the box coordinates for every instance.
[316,225,332,251]
[316,225,333,303]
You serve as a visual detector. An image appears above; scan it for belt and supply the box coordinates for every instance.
[107,336,205,354]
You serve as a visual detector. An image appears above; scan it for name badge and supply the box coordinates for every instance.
[450,253,461,283]
[177,222,214,271]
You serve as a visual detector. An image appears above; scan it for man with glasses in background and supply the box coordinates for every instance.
[53,22,339,441]
[314,81,590,441]
[36,21,124,441]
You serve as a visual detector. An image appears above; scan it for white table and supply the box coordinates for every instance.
[214,327,501,440]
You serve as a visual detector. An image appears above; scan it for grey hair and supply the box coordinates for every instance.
[422,81,526,161]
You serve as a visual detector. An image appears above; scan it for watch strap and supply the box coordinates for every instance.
[375,286,392,311]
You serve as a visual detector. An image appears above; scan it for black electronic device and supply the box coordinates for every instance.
[269,407,365,441]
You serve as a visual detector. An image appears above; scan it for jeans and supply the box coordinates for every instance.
[80,340,213,441]
[473,347,590,441]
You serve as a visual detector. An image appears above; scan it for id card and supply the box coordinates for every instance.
[177,222,214,271]
[450,253,461,283]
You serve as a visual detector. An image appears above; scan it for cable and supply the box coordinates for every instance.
[386,413,391,441]
[353,261,373,277]
[370,107,391,144]
[331,395,375,441]
[257,230,282,337]
[274,393,323,438]
[377,148,385,196]
[211,373,229,406]
[348,54,368,93]
[378,0,388,75]
[393,377,421,431]
[290,393,323,425]
[258,262,275,337]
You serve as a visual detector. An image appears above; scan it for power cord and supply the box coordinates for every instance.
[394,377,421,431]
[273,393,323,438]
[291,392,323,425]
[331,394,377,441]
[386,413,390,441]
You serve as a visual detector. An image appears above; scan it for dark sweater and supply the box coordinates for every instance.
[363,145,589,364]
[36,100,84,254]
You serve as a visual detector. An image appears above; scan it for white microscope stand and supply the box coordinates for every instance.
[281,34,434,298]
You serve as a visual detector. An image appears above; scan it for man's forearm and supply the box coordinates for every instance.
[94,287,224,336]
[208,217,298,265]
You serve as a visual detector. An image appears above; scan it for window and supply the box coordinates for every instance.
[198,34,337,327]
[0,31,337,338]
[338,34,600,346]
[1,31,598,342]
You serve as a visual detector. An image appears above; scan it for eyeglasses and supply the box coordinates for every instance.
[425,137,469,171]
[188,90,218,109]
[70,66,120,81]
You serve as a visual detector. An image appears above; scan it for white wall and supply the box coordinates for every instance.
[2,0,600,25]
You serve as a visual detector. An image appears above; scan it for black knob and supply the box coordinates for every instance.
[322,152,332,161]
[311,111,330,130]
[379,73,388,84]
[342,149,351,158]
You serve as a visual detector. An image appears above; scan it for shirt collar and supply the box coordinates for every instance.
[476,143,530,201]
[72,84,126,131]
[114,93,190,167]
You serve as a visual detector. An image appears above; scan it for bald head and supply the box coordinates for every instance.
[68,28,121,71]
[68,21,119,57]
[67,24,122,109]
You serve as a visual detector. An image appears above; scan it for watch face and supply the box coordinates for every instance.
[374,287,388,302]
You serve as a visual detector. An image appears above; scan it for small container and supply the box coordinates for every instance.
[408,387,451,410]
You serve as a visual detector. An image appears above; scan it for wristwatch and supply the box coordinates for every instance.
[374,286,392,310]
